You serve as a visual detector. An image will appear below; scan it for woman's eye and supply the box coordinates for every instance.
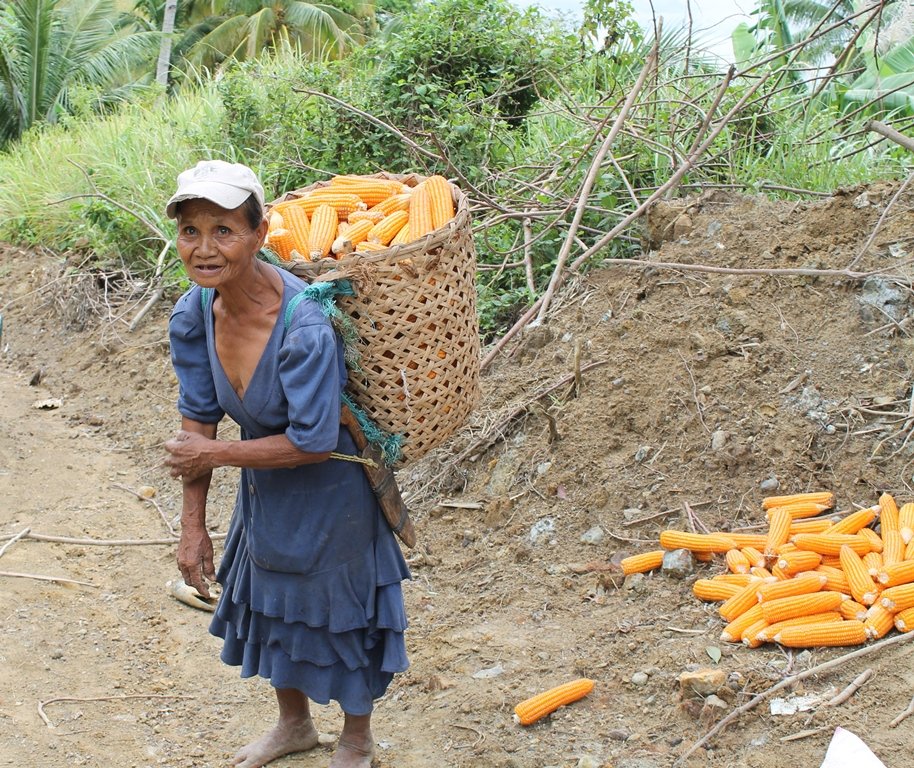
[218,226,231,235]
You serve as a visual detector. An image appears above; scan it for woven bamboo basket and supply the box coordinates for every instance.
[269,173,481,464]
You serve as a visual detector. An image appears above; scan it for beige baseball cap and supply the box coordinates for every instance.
[166,160,265,219]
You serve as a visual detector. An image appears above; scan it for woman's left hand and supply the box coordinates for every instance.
[164,430,216,481]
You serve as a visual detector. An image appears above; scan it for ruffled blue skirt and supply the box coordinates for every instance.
[210,500,411,716]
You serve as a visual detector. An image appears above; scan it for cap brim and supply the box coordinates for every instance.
[166,182,252,219]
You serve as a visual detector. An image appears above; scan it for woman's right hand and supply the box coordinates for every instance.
[177,525,216,598]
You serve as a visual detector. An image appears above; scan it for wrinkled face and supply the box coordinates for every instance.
[175,198,267,287]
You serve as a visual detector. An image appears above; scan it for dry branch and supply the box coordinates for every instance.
[0,530,226,546]
[0,570,97,587]
[38,694,196,728]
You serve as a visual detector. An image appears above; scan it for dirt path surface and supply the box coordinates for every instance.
[3,185,914,768]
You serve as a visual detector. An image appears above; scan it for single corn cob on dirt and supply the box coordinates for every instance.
[774,619,866,647]
[725,549,751,574]
[755,612,843,643]
[894,606,914,632]
[791,533,872,557]
[513,679,594,726]
[879,492,900,536]
[839,544,880,606]
[693,579,743,602]
[308,204,337,259]
[756,572,826,603]
[762,492,835,511]
[877,560,914,587]
[880,583,914,612]
[620,550,665,575]
[826,506,877,535]
[659,530,738,553]
[864,604,895,639]
[760,591,846,624]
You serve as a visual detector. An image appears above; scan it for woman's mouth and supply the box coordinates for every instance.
[195,264,223,274]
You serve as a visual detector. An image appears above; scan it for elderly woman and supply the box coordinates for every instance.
[163,160,410,768]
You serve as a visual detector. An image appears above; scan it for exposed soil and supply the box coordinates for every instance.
[3,183,914,768]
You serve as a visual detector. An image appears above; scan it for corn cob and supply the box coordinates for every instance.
[762,492,835,510]
[268,210,284,233]
[720,603,764,643]
[766,507,793,556]
[725,549,751,574]
[694,551,715,563]
[294,191,366,219]
[750,565,775,580]
[864,604,895,639]
[408,183,434,240]
[755,611,843,643]
[712,573,758,585]
[370,192,412,217]
[281,204,311,256]
[719,581,765,622]
[879,492,900,536]
[692,579,744,602]
[340,218,373,248]
[857,527,884,553]
[789,518,837,535]
[767,502,833,521]
[776,550,823,576]
[658,531,738,553]
[620,550,665,575]
[814,565,852,593]
[791,533,872,557]
[770,564,792,580]
[355,241,390,252]
[826,506,877,535]
[820,555,843,569]
[774,620,867,648]
[839,599,869,622]
[390,220,411,246]
[328,176,404,206]
[367,210,410,246]
[513,679,594,726]
[756,572,826,603]
[347,209,386,225]
[725,533,770,549]
[740,546,767,569]
[838,544,880,606]
[775,542,798,556]
[308,204,337,259]
[883,530,905,568]
[266,228,297,261]
[863,551,884,578]
[877,560,914,587]
[760,591,846,624]
[880,583,914,612]
[900,502,914,544]
[894,606,914,632]
[906,538,914,561]
[425,174,456,229]
[741,618,771,648]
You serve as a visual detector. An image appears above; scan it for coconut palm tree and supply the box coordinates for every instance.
[0,0,160,146]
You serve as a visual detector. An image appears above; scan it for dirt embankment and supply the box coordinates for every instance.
[2,183,914,767]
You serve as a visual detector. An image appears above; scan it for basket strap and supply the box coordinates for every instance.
[200,286,212,313]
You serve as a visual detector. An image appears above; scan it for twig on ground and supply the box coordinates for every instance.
[823,668,873,707]
[683,501,711,534]
[845,169,914,271]
[674,630,914,765]
[0,570,97,587]
[890,693,914,727]
[0,530,225,546]
[678,351,710,434]
[38,694,196,728]
[0,527,30,558]
[112,482,177,536]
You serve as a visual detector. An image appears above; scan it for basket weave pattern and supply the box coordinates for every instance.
[275,174,481,463]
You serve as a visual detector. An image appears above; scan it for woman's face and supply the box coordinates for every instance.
[175,198,267,287]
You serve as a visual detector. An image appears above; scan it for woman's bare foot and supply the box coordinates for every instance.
[232,718,320,768]
[329,732,375,768]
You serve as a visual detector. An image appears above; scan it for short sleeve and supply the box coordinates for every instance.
[278,318,342,453]
[168,288,225,424]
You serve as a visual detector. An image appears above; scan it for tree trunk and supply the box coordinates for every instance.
[156,0,178,88]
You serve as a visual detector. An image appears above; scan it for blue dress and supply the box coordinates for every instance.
[168,266,410,716]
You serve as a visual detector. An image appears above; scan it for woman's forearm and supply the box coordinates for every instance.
[210,433,331,470]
